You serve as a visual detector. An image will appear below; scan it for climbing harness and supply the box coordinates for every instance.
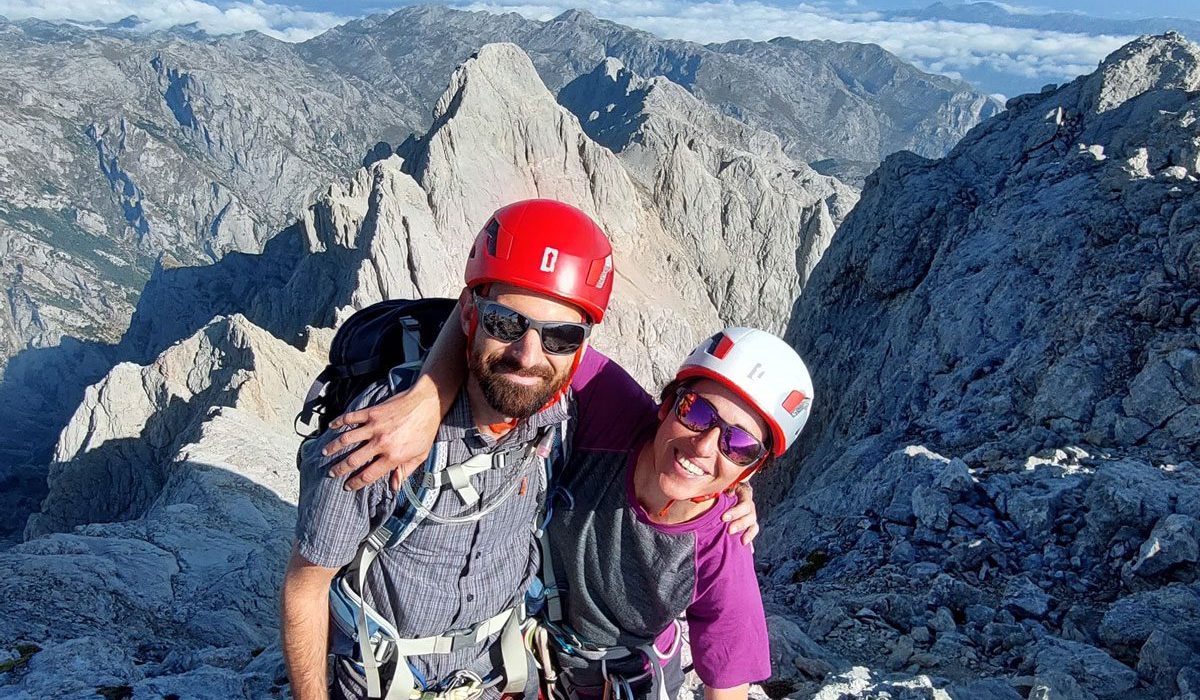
[326,371,569,700]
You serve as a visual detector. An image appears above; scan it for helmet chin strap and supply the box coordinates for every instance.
[655,464,761,520]
[540,345,583,410]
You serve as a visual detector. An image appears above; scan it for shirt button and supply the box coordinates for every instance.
[466,594,475,602]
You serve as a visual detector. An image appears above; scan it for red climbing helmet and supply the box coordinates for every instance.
[464,199,614,322]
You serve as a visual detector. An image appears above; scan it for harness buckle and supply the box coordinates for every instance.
[443,624,484,652]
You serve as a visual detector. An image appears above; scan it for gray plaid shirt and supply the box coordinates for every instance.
[296,385,571,694]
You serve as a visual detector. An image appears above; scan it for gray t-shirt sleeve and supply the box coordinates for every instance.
[295,426,390,569]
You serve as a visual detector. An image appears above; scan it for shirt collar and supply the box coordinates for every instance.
[437,385,571,449]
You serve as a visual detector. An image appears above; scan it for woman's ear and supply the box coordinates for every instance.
[657,400,671,422]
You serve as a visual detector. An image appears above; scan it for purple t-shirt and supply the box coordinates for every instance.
[549,348,771,690]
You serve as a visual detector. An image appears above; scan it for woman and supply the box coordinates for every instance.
[532,327,813,700]
[326,322,813,700]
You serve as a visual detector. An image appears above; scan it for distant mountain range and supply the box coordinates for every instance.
[890,2,1200,38]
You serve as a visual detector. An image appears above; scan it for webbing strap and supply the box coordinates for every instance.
[338,416,561,699]
[391,607,514,655]
[355,531,390,699]
[383,608,522,700]
[499,609,528,695]
[537,533,563,622]
[428,453,499,507]
[549,619,683,700]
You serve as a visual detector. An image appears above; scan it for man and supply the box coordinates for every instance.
[281,199,615,700]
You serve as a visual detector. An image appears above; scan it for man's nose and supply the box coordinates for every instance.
[505,327,546,367]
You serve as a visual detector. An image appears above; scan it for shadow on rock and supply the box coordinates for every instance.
[0,460,297,699]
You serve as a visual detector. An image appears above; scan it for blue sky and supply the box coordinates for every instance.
[269,0,1200,22]
[3,0,1198,97]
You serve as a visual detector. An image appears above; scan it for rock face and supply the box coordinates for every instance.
[754,32,1200,699]
[704,37,1003,165]
[0,315,320,698]
[559,58,858,335]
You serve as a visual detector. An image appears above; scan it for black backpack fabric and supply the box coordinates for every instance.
[296,297,458,438]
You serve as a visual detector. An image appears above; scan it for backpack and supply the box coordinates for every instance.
[295,297,459,438]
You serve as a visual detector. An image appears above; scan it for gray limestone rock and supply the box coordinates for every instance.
[1003,576,1053,620]
[768,32,1200,522]
[947,678,1023,700]
[768,615,840,685]
[913,485,952,532]
[1137,630,1199,691]
[929,607,957,634]
[1033,639,1138,698]
[1099,585,1200,652]
[304,7,1000,166]
[933,458,976,498]
[1180,666,1200,699]
[928,573,987,612]
[1131,514,1200,578]
[0,21,420,372]
[1027,671,1093,700]
[558,58,858,336]
[755,31,1200,700]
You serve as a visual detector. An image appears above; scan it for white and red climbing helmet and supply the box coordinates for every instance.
[465,199,615,322]
[674,327,814,457]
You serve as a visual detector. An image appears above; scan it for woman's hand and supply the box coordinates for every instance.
[722,482,759,547]
[323,375,443,491]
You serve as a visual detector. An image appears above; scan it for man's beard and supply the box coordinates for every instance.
[469,349,570,419]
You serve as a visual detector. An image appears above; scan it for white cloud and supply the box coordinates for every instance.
[0,0,351,42]
[458,0,1133,87]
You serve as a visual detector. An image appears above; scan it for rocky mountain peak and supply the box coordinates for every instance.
[560,56,857,336]
[552,8,600,24]
[1083,32,1200,114]
[433,42,550,121]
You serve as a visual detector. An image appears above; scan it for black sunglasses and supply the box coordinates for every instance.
[673,388,767,467]
[473,295,592,355]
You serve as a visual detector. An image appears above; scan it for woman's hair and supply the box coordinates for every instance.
[659,378,777,470]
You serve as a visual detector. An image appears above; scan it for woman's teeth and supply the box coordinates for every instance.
[679,455,706,477]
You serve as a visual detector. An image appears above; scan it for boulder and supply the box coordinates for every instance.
[1131,514,1200,577]
[1033,639,1138,698]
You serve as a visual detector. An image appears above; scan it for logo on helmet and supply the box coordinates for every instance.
[595,255,612,288]
[747,363,765,381]
[540,247,559,273]
[782,390,811,417]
